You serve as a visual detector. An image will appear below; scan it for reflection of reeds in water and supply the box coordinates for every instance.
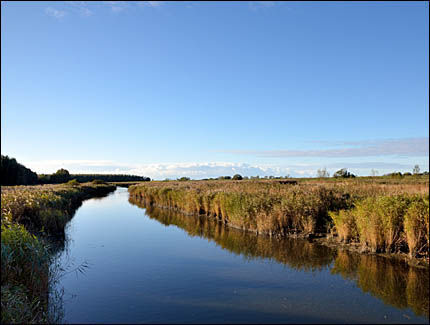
[132,197,429,320]
[332,251,429,318]
[130,198,337,272]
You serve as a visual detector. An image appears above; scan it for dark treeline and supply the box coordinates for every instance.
[1,154,150,185]
[70,174,150,183]
[38,171,150,184]
[1,155,38,185]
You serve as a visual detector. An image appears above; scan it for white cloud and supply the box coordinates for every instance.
[66,1,93,17]
[220,137,429,158]
[22,160,297,179]
[21,158,429,180]
[45,7,66,19]
[102,1,128,12]
[249,1,277,10]
[147,1,164,7]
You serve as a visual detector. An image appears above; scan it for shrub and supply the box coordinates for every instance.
[232,174,243,180]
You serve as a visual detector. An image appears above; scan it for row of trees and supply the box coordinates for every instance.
[38,172,150,184]
[317,165,428,178]
[1,155,38,185]
[1,155,150,185]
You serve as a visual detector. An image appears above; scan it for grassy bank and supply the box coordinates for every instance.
[1,182,116,324]
[128,178,429,258]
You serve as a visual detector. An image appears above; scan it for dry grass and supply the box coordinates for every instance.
[1,182,116,324]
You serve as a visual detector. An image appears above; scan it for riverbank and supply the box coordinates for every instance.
[1,181,116,324]
[128,178,429,263]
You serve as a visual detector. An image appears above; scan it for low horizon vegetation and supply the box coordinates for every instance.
[129,177,429,258]
[1,182,116,324]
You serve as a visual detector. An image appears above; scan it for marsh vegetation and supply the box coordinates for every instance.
[1,182,116,323]
[129,177,429,259]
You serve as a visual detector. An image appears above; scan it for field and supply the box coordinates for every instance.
[129,176,429,258]
[1,182,116,324]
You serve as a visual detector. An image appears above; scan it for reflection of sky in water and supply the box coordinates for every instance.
[54,188,428,324]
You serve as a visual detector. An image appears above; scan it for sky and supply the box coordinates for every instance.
[1,1,429,179]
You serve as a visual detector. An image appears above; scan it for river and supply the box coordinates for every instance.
[51,187,429,323]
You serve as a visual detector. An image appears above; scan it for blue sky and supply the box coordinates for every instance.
[1,1,429,179]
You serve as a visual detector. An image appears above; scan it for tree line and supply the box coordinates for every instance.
[1,155,38,185]
[1,155,150,185]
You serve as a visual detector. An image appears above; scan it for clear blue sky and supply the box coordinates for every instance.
[1,1,429,179]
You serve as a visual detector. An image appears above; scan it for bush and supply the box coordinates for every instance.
[232,174,243,180]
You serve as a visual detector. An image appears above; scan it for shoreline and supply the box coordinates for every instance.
[1,182,117,324]
[129,194,429,269]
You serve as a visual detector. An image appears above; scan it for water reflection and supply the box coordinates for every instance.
[130,198,429,319]
[332,251,429,318]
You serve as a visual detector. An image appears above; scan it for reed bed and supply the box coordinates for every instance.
[1,182,116,324]
[129,178,429,257]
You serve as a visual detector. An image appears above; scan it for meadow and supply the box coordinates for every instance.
[1,181,116,324]
[129,176,429,259]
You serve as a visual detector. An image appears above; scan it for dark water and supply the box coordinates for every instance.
[52,188,429,324]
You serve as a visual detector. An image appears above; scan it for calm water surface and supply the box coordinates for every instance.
[53,188,429,324]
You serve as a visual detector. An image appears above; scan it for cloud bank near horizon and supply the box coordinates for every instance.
[21,160,427,180]
[219,137,429,158]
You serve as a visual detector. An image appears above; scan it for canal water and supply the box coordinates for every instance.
[52,187,429,323]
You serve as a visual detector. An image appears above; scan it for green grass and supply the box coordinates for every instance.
[1,182,116,324]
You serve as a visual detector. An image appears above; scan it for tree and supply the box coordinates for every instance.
[1,155,38,185]
[51,168,71,184]
[178,177,190,181]
[413,165,420,175]
[371,169,378,177]
[317,168,329,178]
[232,174,243,180]
[333,168,355,178]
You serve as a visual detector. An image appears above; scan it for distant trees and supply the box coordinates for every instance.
[385,172,403,178]
[1,155,38,185]
[39,173,150,184]
[371,169,378,177]
[178,177,190,181]
[218,176,231,180]
[51,168,71,184]
[317,168,330,178]
[232,174,243,180]
[333,168,355,178]
[413,165,420,175]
